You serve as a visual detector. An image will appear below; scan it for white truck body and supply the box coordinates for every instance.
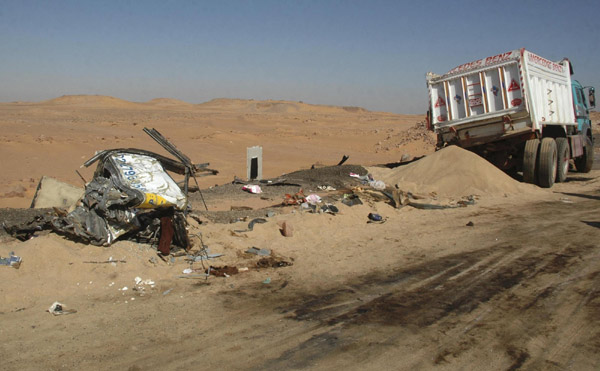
[427,49,575,147]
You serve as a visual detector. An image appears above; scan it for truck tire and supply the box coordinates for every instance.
[574,136,593,173]
[538,138,557,188]
[523,138,540,184]
[555,137,570,183]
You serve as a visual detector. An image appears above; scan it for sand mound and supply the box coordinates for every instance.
[197,98,369,114]
[145,98,192,106]
[342,106,368,113]
[368,145,529,197]
[253,101,301,113]
[197,98,254,109]
[42,95,139,107]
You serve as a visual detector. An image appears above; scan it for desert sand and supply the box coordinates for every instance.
[0,95,430,208]
[1,97,599,370]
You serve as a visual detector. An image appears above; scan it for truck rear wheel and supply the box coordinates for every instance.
[574,136,593,173]
[523,138,540,184]
[538,138,557,188]
[555,137,569,183]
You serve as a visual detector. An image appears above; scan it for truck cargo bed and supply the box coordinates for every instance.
[427,49,575,147]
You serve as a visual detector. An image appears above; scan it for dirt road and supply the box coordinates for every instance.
[1,171,599,370]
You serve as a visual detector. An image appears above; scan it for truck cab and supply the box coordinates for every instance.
[572,79,595,136]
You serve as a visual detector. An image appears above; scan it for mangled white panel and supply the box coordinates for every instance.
[108,153,187,210]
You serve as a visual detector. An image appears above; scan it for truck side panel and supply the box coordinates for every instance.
[429,60,528,130]
[521,50,574,130]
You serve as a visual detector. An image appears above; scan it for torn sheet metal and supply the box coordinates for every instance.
[52,150,190,247]
[106,153,187,210]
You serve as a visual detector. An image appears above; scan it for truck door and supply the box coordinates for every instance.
[572,82,589,132]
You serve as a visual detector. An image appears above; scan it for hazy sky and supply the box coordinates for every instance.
[1,0,598,113]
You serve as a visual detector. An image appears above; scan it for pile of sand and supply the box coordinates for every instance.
[368,145,529,197]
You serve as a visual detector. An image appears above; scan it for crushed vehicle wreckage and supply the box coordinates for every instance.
[6,128,217,254]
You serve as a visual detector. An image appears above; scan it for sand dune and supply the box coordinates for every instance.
[144,98,193,106]
[198,98,370,114]
[41,94,141,107]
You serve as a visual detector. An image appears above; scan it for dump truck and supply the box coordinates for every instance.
[426,48,596,188]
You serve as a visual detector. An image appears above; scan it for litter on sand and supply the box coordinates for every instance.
[47,302,77,315]
[234,218,267,233]
[245,247,271,256]
[0,252,22,269]
[242,185,262,194]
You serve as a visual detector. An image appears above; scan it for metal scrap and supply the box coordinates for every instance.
[48,128,216,249]
[234,218,267,233]
[0,252,22,269]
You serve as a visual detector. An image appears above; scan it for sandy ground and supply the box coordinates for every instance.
[1,97,600,370]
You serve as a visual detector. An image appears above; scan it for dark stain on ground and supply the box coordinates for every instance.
[280,244,535,328]
[324,250,537,328]
[259,332,343,370]
[506,346,530,370]
[256,256,293,268]
[256,241,598,369]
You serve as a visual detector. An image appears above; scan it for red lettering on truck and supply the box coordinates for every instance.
[527,53,563,73]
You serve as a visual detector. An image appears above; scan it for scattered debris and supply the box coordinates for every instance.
[337,155,350,166]
[317,185,336,191]
[234,218,267,233]
[320,204,339,214]
[185,249,224,262]
[283,190,306,205]
[341,194,363,207]
[162,288,173,295]
[177,274,209,279]
[368,213,383,222]
[466,221,475,227]
[242,185,262,194]
[256,256,293,268]
[305,194,322,205]
[47,302,77,315]
[349,172,386,190]
[262,277,271,284]
[246,247,271,256]
[208,266,239,277]
[0,252,22,269]
[83,258,126,264]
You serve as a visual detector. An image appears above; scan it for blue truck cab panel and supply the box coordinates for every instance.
[571,79,595,136]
